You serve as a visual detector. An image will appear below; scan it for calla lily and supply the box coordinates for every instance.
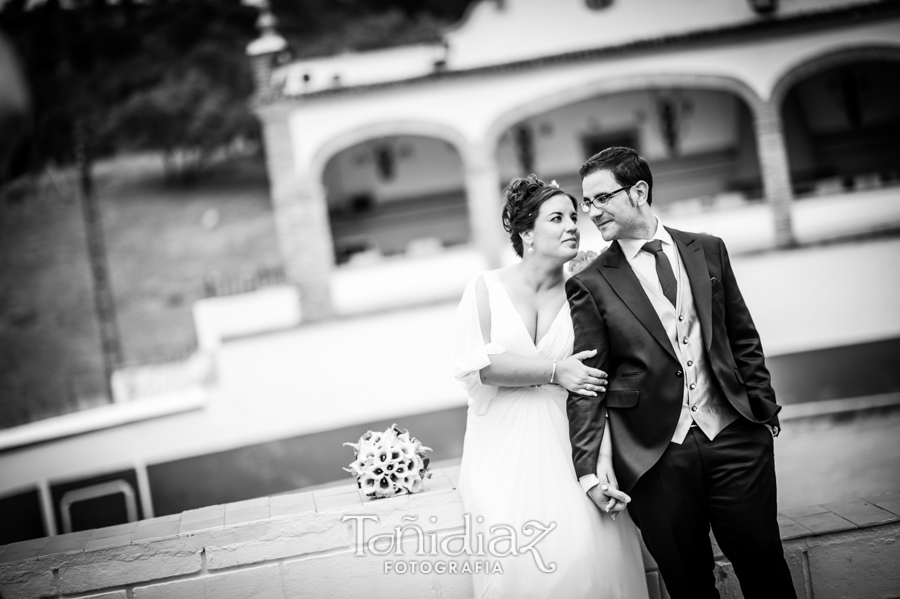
[346,424,433,499]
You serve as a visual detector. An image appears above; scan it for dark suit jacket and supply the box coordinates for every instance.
[565,227,781,494]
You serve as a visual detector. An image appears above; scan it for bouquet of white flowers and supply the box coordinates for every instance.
[344,424,433,499]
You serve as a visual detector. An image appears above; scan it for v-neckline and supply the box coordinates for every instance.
[489,274,567,348]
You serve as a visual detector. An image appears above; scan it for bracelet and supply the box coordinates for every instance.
[549,361,557,385]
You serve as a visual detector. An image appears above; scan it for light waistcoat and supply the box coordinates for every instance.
[631,242,740,444]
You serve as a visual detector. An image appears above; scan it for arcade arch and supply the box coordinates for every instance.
[320,134,471,265]
[492,85,765,216]
[773,47,900,197]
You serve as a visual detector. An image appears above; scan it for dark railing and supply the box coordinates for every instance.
[549,149,765,208]
[329,190,471,264]
[202,266,287,299]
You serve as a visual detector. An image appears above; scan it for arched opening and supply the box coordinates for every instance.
[322,135,471,265]
[779,59,900,197]
[495,87,763,215]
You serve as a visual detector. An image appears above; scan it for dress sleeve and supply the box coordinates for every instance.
[453,274,504,415]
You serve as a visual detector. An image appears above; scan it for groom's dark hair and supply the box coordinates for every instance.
[579,147,654,206]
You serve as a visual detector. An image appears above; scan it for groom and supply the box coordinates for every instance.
[566,147,795,598]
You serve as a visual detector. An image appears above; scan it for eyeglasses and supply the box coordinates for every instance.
[581,187,628,212]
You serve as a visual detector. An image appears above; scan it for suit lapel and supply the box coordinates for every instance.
[668,227,713,351]
[598,241,677,361]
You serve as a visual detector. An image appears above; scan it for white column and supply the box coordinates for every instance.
[463,144,507,268]
[754,101,796,248]
[134,459,155,519]
[271,182,335,321]
[258,106,335,322]
[38,479,57,537]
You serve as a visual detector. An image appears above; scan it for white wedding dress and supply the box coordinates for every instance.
[454,271,649,599]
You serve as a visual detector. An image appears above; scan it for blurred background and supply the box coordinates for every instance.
[0,0,898,545]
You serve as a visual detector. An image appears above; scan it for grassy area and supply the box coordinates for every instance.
[0,153,281,428]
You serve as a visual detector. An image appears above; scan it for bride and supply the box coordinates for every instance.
[454,175,649,598]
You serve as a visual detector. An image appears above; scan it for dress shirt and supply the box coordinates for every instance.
[617,217,680,295]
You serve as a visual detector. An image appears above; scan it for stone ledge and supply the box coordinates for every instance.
[0,474,897,599]
[0,388,208,452]
[2,474,891,564]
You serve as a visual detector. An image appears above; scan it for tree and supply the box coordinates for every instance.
[1,0,260,183]
[270,0,472,59]
[0,31,30,185]
[0,0,475,182]
[0,0,475,410]
[105,42,259,182]
[0,0,260,398]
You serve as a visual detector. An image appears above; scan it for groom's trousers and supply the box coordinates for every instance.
[627,418,797,599]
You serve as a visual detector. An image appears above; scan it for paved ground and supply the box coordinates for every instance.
[775,403,900,509]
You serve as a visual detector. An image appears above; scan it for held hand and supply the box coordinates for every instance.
[590,459,630,520]
[556,350,608,397]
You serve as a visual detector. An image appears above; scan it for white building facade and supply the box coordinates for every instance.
[248,0,900,321]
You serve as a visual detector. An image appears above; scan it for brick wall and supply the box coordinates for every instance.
[1,467,898,599]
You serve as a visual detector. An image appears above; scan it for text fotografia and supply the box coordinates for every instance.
[342,514,558,573]
[384,560,503,575]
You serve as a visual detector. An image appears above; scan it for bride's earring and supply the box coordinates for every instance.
[523,233,534,254]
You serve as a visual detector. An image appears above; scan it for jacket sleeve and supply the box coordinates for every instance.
[565,275,611,478]
[718,238,780,429]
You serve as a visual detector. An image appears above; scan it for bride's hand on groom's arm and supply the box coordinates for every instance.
[557,349,608,397]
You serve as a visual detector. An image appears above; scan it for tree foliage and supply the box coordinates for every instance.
[0,32,30,183]
[0,0,474,185]
[101,11,260,182]
[0,0,259,184]
[270,0,472,59]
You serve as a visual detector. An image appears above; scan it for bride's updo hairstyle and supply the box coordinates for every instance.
[502,174,578,258]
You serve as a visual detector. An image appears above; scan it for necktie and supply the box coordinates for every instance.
[642,239,677,307]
